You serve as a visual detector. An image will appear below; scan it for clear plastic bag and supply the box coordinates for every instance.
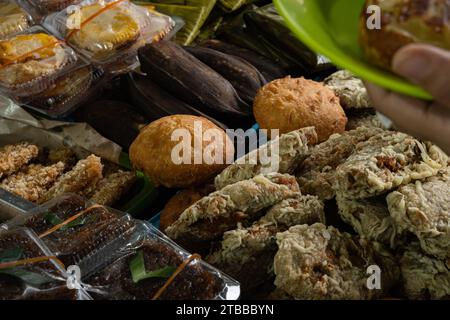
[44,0,175,71]
[0,227,91,300]
[25,0,83,15]
[0,0,33,39]
[0,25,78,96]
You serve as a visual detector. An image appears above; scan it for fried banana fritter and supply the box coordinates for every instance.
[336,194,400,248]
[206,195,325,293]
[0,162,65,202]
[296,127,384,200]
[334,131,448,199]
[165,173,300,244]
[89,170,137,206]
[215,127,317,190]
[273,224,400,300]
[400,243,450,300]
[387,168,450,259]
[38,155,103,204]
[0,143,39,179]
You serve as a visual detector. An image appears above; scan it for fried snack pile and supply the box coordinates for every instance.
[0,142,136,207]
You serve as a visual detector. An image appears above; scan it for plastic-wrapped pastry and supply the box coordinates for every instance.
[0,27,77,95]
[27,0,82,14]
[0,1,30,39]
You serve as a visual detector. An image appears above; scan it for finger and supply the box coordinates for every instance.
[366,83,450,152]
[392,44,450,108]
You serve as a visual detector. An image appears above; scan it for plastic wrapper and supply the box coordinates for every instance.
[84,221,241,300]
[0,0,33,39]
[24,0,83,15]
[0,227,90,300]
[2,194,137,271]
[20,60,107,118]
[44,0,175,71]
[0,25,79,97]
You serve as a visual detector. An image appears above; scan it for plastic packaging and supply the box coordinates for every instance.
[0,226,90,300]
[0,25,78,97]
[0,0,33,39]
[44,0,175,70]
[3,194,137,270]
[83,221,241,300]
[24,0,83,15]
[21,60,106,118]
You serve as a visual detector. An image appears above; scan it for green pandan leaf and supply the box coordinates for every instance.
[129,250,176,283]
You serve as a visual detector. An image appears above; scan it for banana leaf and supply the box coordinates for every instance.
[133,1,217,45]
[218,0,256,12]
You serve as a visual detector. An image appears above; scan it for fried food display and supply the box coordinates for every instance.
[165,173,300,246]
[88,170,137,207]
[324,70,372,109]
[206,195,324,295]
[254,76,347,142]
[387,168,450,259]
[360,0,450,71]
[273,223,400,300]
[296,127,384,200]
[0,142,39,179]
[214,127,317,190]
[334,131,448,199]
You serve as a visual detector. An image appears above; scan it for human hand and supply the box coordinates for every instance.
[365,44,450,155]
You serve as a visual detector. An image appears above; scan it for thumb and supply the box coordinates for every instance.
[392,44,450,108]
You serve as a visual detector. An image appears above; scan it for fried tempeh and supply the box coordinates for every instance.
[214,127,317,190]
[89,170,137,206]
[296,126,384,200]
[38,155,103,204]
[334,131,448,199]
[0,142,39,179]
[0,162,65,203]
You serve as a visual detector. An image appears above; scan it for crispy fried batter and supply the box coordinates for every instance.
[0,143,39,179]
[296,127,384,200]
[334,131,448,199]
[38,155,103,204]
[206,194,324,294]
[0,162,65,202]
[346,110,384,131]
[400,243,450,300]
[215,127,317,190]
[387,168,450,259]
[165,173,300,243]
[273,224,399,300]
[324,70,372,109]
[336,194,401,248]
[47,148,77,168]
[89,170,137,206]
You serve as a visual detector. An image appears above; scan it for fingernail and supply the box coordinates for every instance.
[392,50,429,81]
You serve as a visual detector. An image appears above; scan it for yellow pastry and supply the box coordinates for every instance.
[0,2,29,39]
[0,33,67,87]
[66,3,140,60]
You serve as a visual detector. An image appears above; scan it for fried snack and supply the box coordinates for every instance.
[130,115,234,188]
[0,2,29,39]
[89,170,137,207]
[387,168,450,259]
[334,131,448,199]
[38,155,103,204]
[254,76,347,142]
[346,110,384,131]
[0,33,67,86]
[0,162,65,203]
[165,173,300,245]
[206,194,324,294]
[161,185,215,232]
[273,223,400,300]
[46,147,77,168]
[87,240,224,300]
[66,3,140,60]
[400,243,450,300]
[296,127,384,200]
[324,70,372,109]
[360,0,450,71]
[0,142,39,179]
[336,194,400,248]
[215,127,317,190]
